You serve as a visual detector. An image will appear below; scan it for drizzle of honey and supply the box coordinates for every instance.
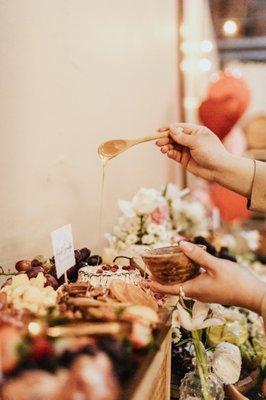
[98,155,108,255]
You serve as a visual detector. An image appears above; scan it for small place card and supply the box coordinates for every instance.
[51,224,75,278]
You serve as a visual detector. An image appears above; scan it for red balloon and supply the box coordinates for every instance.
[210,183,250,221]
[199,71,250,141]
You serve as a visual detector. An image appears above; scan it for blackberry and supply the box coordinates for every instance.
[193,236,217,256]
[218,247,237,262]
[87,255,102,266]
[80,247,91,260]
[74,250,82,263]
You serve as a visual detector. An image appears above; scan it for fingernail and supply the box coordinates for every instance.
[170,124,183,135]
[179,240,194,252]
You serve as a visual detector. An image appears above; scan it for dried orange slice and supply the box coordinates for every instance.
[109,279,129,303]
[126,284,158,311]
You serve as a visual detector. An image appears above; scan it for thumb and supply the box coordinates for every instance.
[179,241,217,272]
[170,124,195,148]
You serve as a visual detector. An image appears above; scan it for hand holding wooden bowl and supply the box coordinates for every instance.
[141,244,204,285]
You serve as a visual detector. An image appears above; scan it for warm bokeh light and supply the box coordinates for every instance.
[223,19,238,36]
[28,321,42,336]
[200,40,213,53]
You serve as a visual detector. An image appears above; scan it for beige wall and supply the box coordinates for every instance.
[0,0,179,267]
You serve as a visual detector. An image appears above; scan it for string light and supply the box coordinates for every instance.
[223,20,238,36]
[200,40,213,53]
[180,60,195,73]
[181,41,199,54]
[198,58,212,72]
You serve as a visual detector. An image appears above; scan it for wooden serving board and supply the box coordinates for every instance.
[121,325,172,400]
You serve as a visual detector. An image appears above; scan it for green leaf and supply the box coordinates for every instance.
[17,337,31,361]
[175,338,191,347]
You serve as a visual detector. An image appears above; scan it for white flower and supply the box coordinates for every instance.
[182,201,206,223]
[210,304,245,322]
[240,230,260,251]
[142,234,155,245]
[118,200,135,218]
[125,233,138,246]
[212,342,241,384]
[113,225,126,239]
[132,188,163,214]
[146,223,166,237]
[118,216,140,233]
[102,247,118,264]
[147,223,158,235]
[173,301,225,331]
[104,232,116,246]
[171,198,183,216]
[172,327,182,344]
[117,240,127,250]
[164,183,181,202]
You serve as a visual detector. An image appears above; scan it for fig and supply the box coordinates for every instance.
[45,274,59,289]
[80,247,91,260]
[87,255,102,266]
[76,261,88,270]
[26,266,44,279]
[15,260,31,272]
[31,259,43,268]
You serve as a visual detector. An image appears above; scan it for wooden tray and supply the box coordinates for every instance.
[121,326,172,400]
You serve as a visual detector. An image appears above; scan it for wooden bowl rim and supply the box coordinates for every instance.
[141,244,205,259]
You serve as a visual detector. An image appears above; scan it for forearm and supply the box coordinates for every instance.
[214,154,254,198]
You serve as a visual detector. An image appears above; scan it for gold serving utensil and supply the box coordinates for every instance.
[98,128,170,161]
[47,321,131,339]
[67,297,132,308]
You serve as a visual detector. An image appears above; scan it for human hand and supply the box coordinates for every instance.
[150,241,266,314]
[156,123,230,182]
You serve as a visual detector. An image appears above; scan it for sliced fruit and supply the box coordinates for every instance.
[130,321,152,349]
[126,284,158,311]
[122,305,159,324]
[109,279,129,303]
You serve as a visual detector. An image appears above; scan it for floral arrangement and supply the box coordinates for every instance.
[213,228,261,262]
[172,298,266,400]
[104,184,210,261]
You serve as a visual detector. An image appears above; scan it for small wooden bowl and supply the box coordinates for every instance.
[141,245,201,285]
[226,368,260,399]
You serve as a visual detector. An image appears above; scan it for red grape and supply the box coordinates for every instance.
[15,260,31,272]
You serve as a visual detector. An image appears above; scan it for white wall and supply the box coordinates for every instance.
[0,0,179,267]
[227,61,266,117]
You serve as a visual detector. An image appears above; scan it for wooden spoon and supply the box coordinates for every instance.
[98,129,169,161]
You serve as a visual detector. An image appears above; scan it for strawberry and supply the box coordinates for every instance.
[30,336,54,360]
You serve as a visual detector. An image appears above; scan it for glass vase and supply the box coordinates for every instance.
[179,370,224,400]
